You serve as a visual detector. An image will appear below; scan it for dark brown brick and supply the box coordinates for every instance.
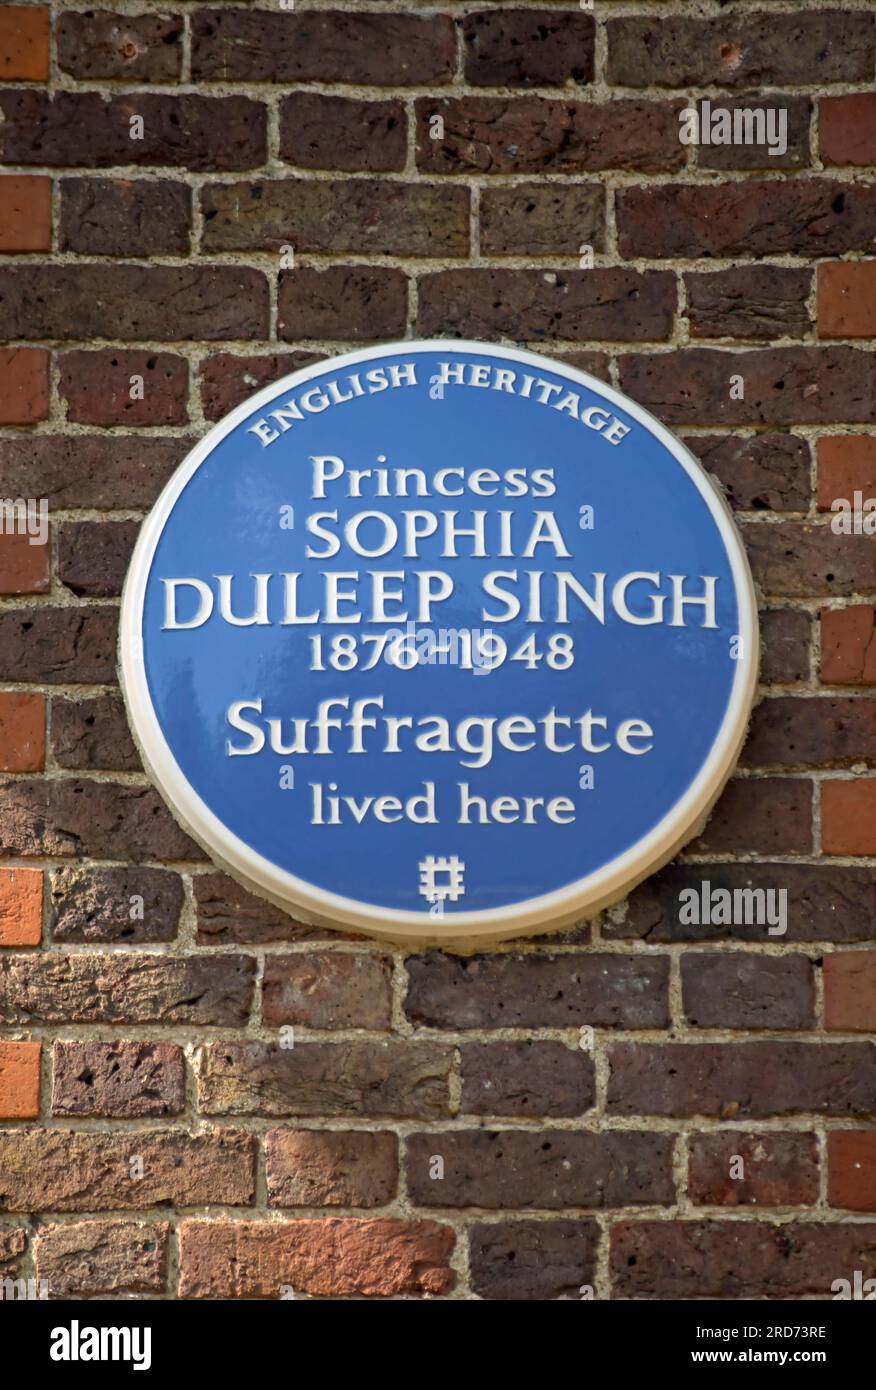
[683,433,810,513]
[265,1129,398,1208]
[460,1041,594,1117]
[741,697,876,769]
[0,90,267,169]
[193,870,335,945]
[35,1220,169,1297]
[51,694,140,772]
[197,1041,452,1119]
[0,1130,255,1212]
[681,954,815,1029]
[480,183,604,256]
[58,10,183,82]
[52,1042,186,1118]
[743,522,876,599]
[696,95,811,171]
[0,609,117,685]
[605,863,875,945]
[0,435,183,510]
[620,348,875,427]
[463,10,594,88]
[418,268,674,342]
[685,268,811,341]
[50,865,183,944]
[60,351,188,426]
[416,97,685,175]
[608,1041,876,1117]
[277,267,407,341]
[688,1133,819,1207]
[0,953,254,1026]
[618,181,876,259]
[262,953,392,1031]
[689,778,812,855]
[191,10,456,84]
[607,13,874,87]
[405,1130,674,1208]
[279,93,406,173]
[58,520,138,598]
[199,352,324,422]
[470,1219,599,1300]
[611,1220,876,1299]
[201,179,469,256]
[0,265,268,341]
[405,953,669,1029]
[760,610,812,683]
[60,177,190,256]
[0,778,204,860]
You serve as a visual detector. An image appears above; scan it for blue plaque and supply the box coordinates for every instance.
[120,342,758,944]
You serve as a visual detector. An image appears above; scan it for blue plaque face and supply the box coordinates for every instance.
[120,342,758,944]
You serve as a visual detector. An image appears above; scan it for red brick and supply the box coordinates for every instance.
[824,952,876,1032]
[0,1041,39,1118]
[0,175,50,251]
[821,608,876,686]
[191,10,456,85]
[820,94,876,167]
[828,1131,876,1211]
[60,350,188,426]
[178,1218,455,1298]
[0,5,49,80]
[0,348,49,425]
[0,693,44,773]
[817,436,876,511]
[0,868,42,947]
[822,779,876,855]
[818,262,876,338]
[0,533,50,596]
[57,10,183,82]
[689,1133,819,1207]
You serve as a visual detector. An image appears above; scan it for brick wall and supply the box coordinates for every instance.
[0,0,874,1301]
